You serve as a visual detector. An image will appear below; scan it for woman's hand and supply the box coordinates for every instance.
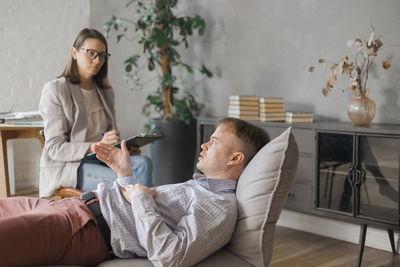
[87,130,120,154]
[100,130,120,145]
[94,140,132,177]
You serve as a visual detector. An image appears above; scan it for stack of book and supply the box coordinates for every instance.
[258,97,285,122]
[285,112,313,123]
[228,95,259,121]
[0,111,43,125]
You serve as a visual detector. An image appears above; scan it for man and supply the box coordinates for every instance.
[0,118,269,266]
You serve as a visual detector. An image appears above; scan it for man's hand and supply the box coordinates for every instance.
[120,184,156,203]
[94,140,132,177]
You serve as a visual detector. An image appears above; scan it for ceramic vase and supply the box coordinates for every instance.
[347,95,376,127]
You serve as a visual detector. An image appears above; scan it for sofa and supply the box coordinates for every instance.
[97,127,299,267]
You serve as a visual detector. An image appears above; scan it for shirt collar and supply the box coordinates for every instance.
[192,173,237,193]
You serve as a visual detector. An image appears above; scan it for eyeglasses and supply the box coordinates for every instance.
[80,48,111,61]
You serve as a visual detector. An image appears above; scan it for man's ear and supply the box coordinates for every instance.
[228,152,245,166]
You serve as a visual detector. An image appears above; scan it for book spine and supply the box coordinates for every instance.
[259,98,284,103]
[4,122,43,126]
[229,96,259,101]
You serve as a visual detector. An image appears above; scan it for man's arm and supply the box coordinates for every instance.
[130,193,237,267]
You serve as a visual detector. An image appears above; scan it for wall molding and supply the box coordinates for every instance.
[278,209,400,253]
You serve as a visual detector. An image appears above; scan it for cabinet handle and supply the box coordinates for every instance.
[347,165,355,186]
[355,169,361,186]
[354,168,366,186]
[360,168,366,184]
[346,165,366,187]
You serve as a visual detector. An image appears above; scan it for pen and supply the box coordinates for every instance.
[100,133,121,136]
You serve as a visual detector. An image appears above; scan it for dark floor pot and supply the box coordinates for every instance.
[150,119,197,186]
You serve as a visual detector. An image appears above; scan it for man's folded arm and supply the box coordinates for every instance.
[130,194,237,267]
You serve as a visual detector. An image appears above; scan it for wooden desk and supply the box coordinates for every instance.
[0,124,44,197]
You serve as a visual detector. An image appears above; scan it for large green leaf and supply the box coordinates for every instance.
[181,63,194,74]
[200,65,214,78]
[193,15,206,36]
[124,55,140,67]
[161,74,174,88]
[153,28,167,48]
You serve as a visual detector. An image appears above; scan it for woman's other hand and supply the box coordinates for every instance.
[101,130,120,145]
[128,146,141,155]
[87,130,120,154]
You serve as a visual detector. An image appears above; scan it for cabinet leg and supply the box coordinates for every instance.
[388,229,396,254]
[327,172,335,209]
[358,224,367,267]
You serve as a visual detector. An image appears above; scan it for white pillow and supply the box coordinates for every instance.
[228,127,299,266]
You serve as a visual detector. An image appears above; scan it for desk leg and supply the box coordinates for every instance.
[0,130,10,197]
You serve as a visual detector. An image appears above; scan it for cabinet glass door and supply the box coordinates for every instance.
[358,136,399,224]
[318,133,354,213]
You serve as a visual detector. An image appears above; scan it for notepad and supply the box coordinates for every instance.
[83,134,163,160]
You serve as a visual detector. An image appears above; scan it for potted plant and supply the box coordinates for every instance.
[104,0,213,185]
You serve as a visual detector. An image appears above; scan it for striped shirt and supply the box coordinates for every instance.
[97,173,237,267]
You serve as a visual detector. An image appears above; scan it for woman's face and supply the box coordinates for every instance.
[72,38,107,80]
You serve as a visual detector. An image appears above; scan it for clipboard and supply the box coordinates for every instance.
[83,134,163,161]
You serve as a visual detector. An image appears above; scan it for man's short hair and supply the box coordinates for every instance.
[217,117,270,165]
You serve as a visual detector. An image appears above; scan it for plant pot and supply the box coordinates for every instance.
[150,119,197,186]
[347,95,376,127]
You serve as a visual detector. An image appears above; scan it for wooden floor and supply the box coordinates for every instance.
[270,226,400,267]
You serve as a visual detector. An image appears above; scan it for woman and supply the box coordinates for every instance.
[39,28,152,197]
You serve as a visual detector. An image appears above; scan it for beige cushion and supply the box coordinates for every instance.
[227,127,299,266]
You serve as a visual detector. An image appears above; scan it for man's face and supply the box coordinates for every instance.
[196,125,239,178]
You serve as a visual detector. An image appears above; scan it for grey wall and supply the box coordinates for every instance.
[89,0,400,129]
[176,0,400,123]
[0,0,89,112]
[0,0,90,190]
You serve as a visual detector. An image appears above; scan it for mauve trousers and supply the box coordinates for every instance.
[0,196,110,266]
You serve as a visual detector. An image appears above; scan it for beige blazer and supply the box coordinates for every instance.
[39,77,116,197]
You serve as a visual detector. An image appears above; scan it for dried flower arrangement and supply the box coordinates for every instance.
[309,26,391,97]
